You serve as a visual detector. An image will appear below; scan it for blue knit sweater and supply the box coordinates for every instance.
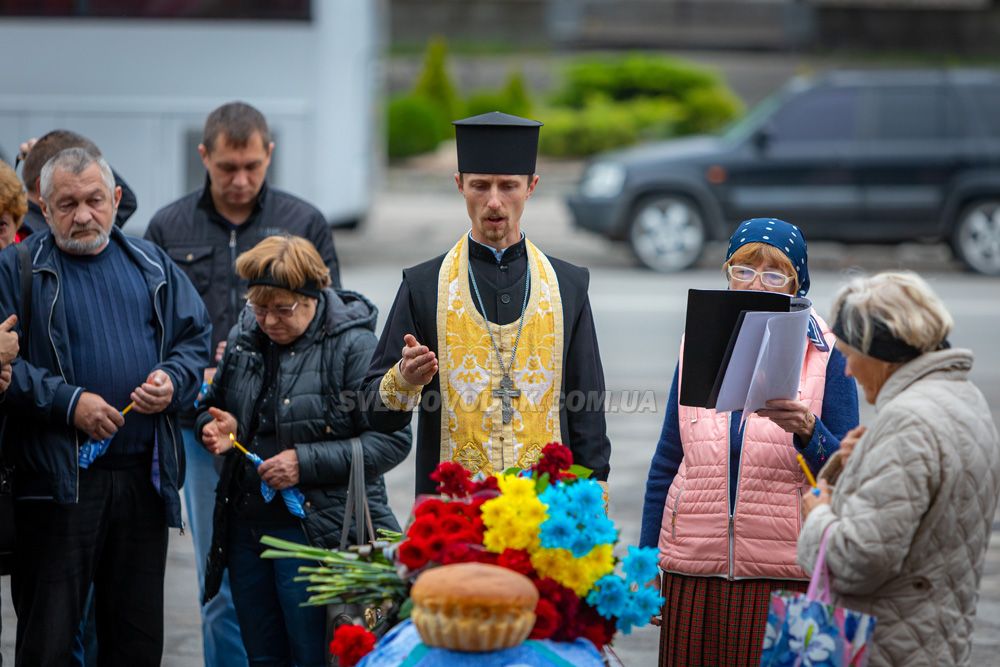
[60,242,159,456]
[639,346,859,549]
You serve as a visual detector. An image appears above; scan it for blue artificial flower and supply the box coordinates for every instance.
[616,597,649,636]
[586,574,628,620]
[569,532,595,558]
[565,480,605,518]
[589,516,618,545]
[539,514,576,550]
[631,584,665,621]
[623,545,660,585]
[538,483,568,508]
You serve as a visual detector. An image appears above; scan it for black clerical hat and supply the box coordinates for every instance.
[453,111,543,175]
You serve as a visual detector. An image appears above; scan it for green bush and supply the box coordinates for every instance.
[536,97,686,157]
[537,103,638,158]
[675,86,745,135]
[386,95,442,159]
[622,97,685,140]
[465,69,534,119]
[412,37,463,140]
[553,54,723,108]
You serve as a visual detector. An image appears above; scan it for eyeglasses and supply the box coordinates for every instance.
[247,301,300,319]
[727,264,794,289]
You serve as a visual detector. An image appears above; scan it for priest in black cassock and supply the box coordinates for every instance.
[361,111,612,495]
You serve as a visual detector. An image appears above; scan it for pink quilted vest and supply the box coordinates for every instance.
[658,312,836,580]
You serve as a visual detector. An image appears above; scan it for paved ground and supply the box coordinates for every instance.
[2,186,998,665]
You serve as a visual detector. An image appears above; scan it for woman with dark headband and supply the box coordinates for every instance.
[800,271,1000,666]
[641,218,859,667]
[196,235,411,666]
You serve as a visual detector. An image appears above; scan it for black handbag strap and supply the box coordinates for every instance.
[339,437,374,551]
[16,242,31,358]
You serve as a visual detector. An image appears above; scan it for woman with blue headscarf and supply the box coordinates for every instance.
[639,219,859,667]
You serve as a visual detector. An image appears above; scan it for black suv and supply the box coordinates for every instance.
[567,69,1000,275]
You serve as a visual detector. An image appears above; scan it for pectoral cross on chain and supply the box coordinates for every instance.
[493,374,521,424]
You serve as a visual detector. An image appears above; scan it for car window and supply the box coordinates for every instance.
[768,87,861,143]
[964,84,1000,137]
[868,86,948,140]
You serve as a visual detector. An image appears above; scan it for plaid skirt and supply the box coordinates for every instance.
[658,572,808,667]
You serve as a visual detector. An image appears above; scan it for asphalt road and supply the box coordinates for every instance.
[2,189,998,665]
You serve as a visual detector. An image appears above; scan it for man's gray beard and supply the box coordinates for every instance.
[54,229,110,255]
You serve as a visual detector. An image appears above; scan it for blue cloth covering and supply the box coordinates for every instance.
[639,347,858,549]
[726,218,810,296]
[358,620,604,667]
[239,449,307,518]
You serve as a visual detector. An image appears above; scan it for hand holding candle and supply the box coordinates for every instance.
[796,452,819,493]
[798,453,832,520]
[131,369,174,414]
[201,408,237,454]
[229,433,306,518]
[78,400,136,469]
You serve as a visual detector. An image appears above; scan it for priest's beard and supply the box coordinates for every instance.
[482,225,509,244]
[479,218,514,246]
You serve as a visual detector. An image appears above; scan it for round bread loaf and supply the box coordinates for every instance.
[410,562,539,651]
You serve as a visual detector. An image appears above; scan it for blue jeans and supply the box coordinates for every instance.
[227,520,326,667]
[183,427,247,667]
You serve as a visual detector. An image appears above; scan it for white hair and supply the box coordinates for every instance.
[831,271,953,356]
[39,147,115,203]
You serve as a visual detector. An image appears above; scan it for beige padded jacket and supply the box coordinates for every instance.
[797,349,1000,667]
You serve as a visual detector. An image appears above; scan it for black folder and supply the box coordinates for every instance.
[679,289,792,408]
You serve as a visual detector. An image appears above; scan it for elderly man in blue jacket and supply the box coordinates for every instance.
[0,147,211,667]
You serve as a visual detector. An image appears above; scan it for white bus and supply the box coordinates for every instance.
[0,0,379,235]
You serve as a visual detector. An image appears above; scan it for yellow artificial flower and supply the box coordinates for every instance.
[480,482,546,554]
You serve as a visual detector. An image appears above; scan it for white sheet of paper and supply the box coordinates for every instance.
[714,311,776,413]
[740,308,810,428]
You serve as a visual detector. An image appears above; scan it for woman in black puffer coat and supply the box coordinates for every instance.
[196,235,411,667]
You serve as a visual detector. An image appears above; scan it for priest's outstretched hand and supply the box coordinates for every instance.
[399,333,439,386]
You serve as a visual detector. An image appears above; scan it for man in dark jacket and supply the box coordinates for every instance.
[0,148,211,666]
[143,101,340,667]
[18,129,138,235]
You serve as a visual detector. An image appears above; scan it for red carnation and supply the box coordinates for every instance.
[440,542,476,564]
[575,603,616,648]
[437,514,472,539]
[430,462,474,497]
[530,599,560,640]
[397,539,430,571]
[470,475,500,494]
[532,442,574,478]
[462,499,484,520]
[413,497,446,518]
[441,501,471,518]
[474,550,499,565]
[535,578,579,620]
[406,517,439,541]
[329,624,376,667]
[497,549,534,577]
[423,534,447,561]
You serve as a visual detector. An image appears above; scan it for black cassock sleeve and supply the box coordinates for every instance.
[361,278,423,434]
[563,294,612,482]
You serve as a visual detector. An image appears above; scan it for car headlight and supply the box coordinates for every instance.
[580,163,625,198]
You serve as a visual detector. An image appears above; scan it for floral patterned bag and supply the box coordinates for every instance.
[759,527,877,667]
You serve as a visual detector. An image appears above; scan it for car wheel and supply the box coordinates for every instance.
[953,200,1000,276]
[628,194,706,272]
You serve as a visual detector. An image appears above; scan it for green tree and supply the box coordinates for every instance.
[413,37,463,140]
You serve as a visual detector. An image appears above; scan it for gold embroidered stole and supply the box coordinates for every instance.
[436,235,564,476]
